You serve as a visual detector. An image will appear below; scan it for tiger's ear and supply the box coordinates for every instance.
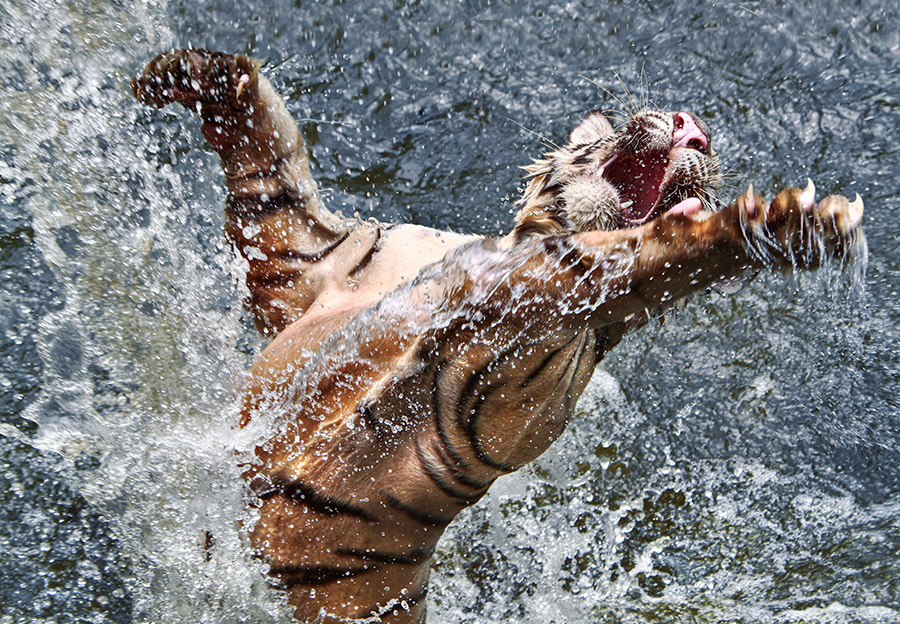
[569,110,613,145]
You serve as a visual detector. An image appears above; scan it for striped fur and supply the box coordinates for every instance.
[515,109,722,240]
[135,50,864,623]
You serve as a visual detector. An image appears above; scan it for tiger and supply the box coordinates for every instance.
[132,49,865,623]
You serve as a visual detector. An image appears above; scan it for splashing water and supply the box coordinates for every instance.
[2,2,291,622]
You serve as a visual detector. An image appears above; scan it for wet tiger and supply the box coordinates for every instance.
[132,49,865,623]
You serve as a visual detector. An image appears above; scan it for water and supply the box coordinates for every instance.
[1,0,898,623]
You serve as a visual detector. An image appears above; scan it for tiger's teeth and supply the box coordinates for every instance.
[800,178,815,212]
[620,200,633,209]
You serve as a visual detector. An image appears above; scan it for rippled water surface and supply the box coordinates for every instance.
[1,1,898,623]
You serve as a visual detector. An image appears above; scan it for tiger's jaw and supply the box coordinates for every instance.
[587,111,717,227]
[596,151,669,225]
[513,109,721,239]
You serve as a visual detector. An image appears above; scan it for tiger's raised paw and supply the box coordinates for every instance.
[734,180,864,268]
[131,48,258,112]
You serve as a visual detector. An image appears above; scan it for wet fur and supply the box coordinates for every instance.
[515,110,721,239]
[133,50,865,623]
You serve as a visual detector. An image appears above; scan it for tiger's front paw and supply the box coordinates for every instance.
[736,180,864,268]
[132,48,257,111]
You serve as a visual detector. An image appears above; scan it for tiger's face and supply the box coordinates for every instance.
[515,109,722,237]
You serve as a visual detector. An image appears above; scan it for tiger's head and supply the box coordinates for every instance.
[513,109,722,238]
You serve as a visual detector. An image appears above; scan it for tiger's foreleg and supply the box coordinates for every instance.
[558,183,866,326]
[441,184,865,356]
[133,49,350,334]
[416,184,864,484]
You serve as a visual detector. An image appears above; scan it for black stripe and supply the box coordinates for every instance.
[277,230,350,262]
[520,343,569,388]
[541,234,573,257]
[248,474,280,499]
[257,475,380,523]
[348,227,382,278]
[571,151,593,166]
[414,436,485,503]
[269,563,376,587]
[514,223,546,241]
[592,328,611,361]
[550,212,571,230]
[228,187,303,219]
[337,546,434,565]
[454,342,525,435]
[541,182,562,197]
[431,433,493,490]
[542,235,593,276]
[458,348,523,473]
[471,337,586,465]
[282,479,379,522]
[431,367,498,489]
[431,371,475,473]
[550,332,589,404]
[464,385,518,473]
[359,404,388,440]
[455,363,490,432]
[466,335,588,469]
[385,494,453,527]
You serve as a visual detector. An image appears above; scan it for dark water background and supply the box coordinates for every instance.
[1,1,898,623]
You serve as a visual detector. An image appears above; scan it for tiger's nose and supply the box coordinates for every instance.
[673,112,709,152]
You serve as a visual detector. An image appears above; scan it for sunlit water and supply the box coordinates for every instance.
[1,1,898,623]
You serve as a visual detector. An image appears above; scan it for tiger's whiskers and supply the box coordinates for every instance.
[499,113,561,151]
[578,74,634,119]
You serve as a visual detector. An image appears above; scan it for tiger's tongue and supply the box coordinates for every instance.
[603,152,668,222]
[664,197,703,217]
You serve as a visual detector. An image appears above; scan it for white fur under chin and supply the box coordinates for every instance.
[561,177,620,232]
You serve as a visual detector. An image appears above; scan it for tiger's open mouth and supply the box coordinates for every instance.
[592,111,713,226]
[596,151,670,225]
[514,109,717,237]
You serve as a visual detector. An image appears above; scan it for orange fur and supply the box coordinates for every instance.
[134,50,864,623]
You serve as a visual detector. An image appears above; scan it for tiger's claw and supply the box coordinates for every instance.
[848,194,864,229]
[816,193,864,238]
[235,73,250,99]
[799,178,816,213]
[733,181,865,268]
[131,48,258,111]
[736,183,769,223]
